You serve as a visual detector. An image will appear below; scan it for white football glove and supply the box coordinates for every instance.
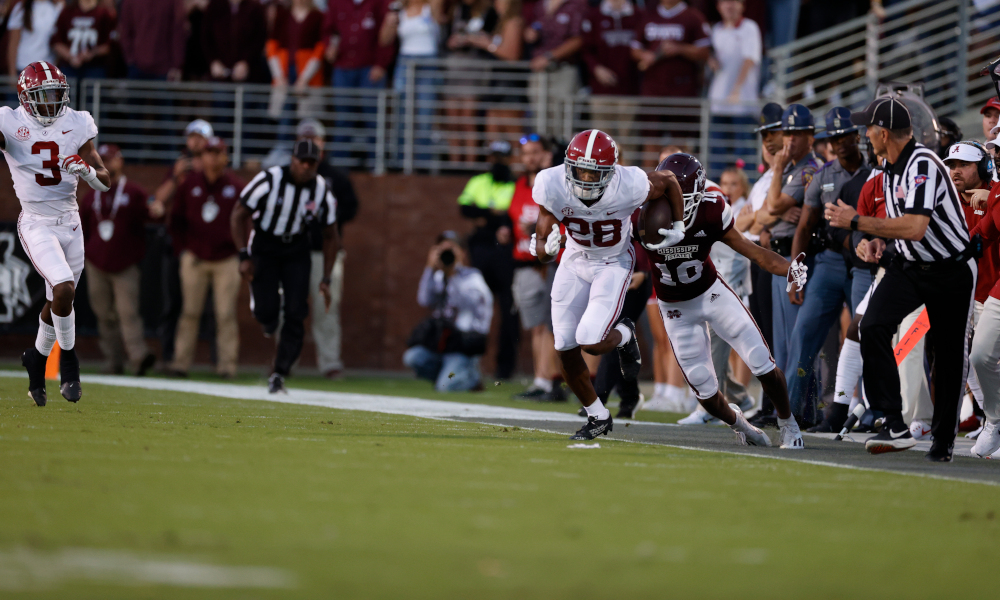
[786,252,808,292]
[643,221,686,250]
[58,153,109,192]
[544,223,562,256]
[528,233,538,257]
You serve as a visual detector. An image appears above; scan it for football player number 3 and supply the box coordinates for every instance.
[563,218,621,247]
[656,260,703,286]
[32,141,61,186]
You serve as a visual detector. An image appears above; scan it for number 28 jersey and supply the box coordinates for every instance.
[1,105,99,216]
[643,189,734,302]
[532,164,651,259]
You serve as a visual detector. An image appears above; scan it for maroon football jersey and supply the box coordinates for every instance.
[632,3,710,98]
[644,190,733,302]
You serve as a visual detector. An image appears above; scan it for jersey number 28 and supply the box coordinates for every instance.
[32,141,61,187]
[562,218,622,247]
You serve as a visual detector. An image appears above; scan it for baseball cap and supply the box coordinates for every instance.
[97,143,121,161]
[204,136,227,152]
[981,97,1000,115]
[436,230,460,244]
[814,106,858,139]
[755,102,784,132]
[850,97,911,130]
[489,140,512,156]
[986,126,1000,150]
[184,119,214,138]
[293,138,321,161]
[781,104,814,131]
[944,142,985,164]
[296,118,326,139]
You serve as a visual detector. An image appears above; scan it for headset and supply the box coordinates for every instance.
[953,140,994,184]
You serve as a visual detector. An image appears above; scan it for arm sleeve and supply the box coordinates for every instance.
[902,159,937,216]
[416,267,443,307]
[462,270,494,335]
[457,175,481,206]
[324,189,338,226]
[972,192,1000,244]
[531,169,554,213]
[240,170,271,209]
[782,165,814,205]
[83,112,98,142]
[742,20,761,63]
[690,14,711,47]
[802,168,823,209]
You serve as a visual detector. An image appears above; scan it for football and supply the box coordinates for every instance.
[638,195,673,247]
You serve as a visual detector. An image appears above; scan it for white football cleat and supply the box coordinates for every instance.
[730,404,771,447]
[641,397,674,412]
[778,417,805,450]
[971,421,1000,458]
[909,419,932,440]
[678,407,721,425]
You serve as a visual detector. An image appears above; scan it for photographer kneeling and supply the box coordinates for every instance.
[404,232,494,392]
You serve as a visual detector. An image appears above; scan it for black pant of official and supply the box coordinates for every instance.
[469,242,519,379]
[250,234,312,377]
[860,258,976,447]
[595,277,652,407]
[748,261,774,414]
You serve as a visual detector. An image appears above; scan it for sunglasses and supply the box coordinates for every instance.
[520,133,541,145]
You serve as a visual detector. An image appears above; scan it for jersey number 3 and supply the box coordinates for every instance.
[563,218,622,247]
[32,141,61,187]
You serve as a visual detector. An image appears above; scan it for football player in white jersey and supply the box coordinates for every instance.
[530,129,686,440]
[11,61,111,406]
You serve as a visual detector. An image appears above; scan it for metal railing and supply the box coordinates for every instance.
[767,0,1000,117]
[76,64,763,179]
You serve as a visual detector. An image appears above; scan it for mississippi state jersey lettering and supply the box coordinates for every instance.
[532,164,650,259]
[645,190,733,302]
[0,106,98,216]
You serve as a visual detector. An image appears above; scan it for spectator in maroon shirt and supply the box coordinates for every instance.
[630,0,711,162]
[266,0,326,121]
[52,0,116,79]
[324,0,394,156]
[582,0,639,162]
[523,0,585,134]
[169,137,245,378]
[202,0,268,83]
[118,0,186,80]
[80,144,158,376]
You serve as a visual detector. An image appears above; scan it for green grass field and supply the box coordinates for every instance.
[1,376,997,598]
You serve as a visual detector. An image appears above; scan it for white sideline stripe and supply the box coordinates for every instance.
[1,372,994,487]
[0,547,295,591]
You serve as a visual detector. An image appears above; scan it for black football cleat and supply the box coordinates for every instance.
[268,372,287,394]
[570,414,613,440]
[925,440,954,463]
[21,347,47,407]
[616,378,642,419]
[864,420,915,454]
[59,347,82,403]
[616,318,641,381]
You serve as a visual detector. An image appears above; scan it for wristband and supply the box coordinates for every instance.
[239,248,250,262]
[850,214,860,231]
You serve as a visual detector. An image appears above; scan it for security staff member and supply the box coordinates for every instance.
[758,103,822,409]
[827,98,975,462]
[231,139,340,394]
[787,107,869,425]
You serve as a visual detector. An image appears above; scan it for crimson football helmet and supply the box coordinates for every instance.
[18,61,70,126]
[656,153,706,230]
[564,129,618,201]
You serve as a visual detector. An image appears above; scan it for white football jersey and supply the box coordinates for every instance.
[532,164,650,259]
[1,106,99,216]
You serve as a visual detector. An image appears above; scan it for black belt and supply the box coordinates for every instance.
[769,236,793,256]
[900,249,974,272]
[257,230,306,244]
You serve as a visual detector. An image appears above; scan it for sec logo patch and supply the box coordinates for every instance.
[561,207,574,216]
[15,126,29,141]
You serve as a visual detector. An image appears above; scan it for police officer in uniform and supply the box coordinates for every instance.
[231,139,340,393]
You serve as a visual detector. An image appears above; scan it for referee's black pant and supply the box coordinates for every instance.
[860,257,976,446]
[250,233,312,377]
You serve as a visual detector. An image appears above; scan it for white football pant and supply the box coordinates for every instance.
[551,245,634,351]
[17,211,84,302]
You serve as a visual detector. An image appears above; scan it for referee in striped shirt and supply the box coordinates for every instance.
[231,139,340,393]
[826,98,975,462]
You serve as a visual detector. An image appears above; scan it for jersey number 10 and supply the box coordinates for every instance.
[655,260,703,286]
[32,141,61,187]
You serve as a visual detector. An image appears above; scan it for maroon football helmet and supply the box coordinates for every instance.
[18,61,70,126]
[564,129,618,201]
[656,152,706,230]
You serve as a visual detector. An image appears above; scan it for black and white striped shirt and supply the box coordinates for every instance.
[239,166,337,237]
[882,139,968,262]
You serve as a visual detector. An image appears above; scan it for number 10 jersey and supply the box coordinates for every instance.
[1,105,99,216]
[532,164,651,259]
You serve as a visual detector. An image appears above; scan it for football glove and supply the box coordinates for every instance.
[786,252,808,292]
[58,153,109,191]
[643,220,685,250]
[528,233,538,257]
[543,223,562,256]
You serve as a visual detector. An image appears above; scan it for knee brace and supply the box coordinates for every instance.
[746,345,775,376]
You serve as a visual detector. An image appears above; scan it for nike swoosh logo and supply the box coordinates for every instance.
[918,427,931,436]
[889,429,909,438]
[874,197,883,202]
[607,210,619,215]
[62,130,72,134]
[72,226,78,231]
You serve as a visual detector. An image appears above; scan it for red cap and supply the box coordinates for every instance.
[97,143,121,160]
[981,97,1000,114]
